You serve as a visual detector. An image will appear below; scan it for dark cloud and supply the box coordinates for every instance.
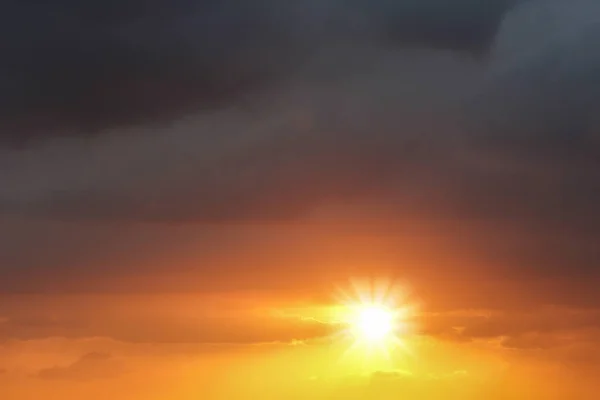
[474,0,600,151]
[459,0,600,236]
[0,47,480,222]
[1,0,597,229]
[37,352,121,380]
[0,0,599,316]
[0,0,514,141]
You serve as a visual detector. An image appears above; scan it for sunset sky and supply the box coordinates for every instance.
[1,0,600,399]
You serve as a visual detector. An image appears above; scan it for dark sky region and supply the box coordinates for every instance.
[1,0,511,138]
[0,1,600,398]
[1,0,598,287]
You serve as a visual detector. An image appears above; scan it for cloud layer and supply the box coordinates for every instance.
[1,0,597,229]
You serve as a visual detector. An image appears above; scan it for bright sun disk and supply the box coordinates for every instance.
[353,306,394,342]
[333,278,418,360]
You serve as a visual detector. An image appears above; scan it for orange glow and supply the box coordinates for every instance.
[1,221,597,400]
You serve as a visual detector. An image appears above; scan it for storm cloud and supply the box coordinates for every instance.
[0,0,514,140]
[0,0,599,304]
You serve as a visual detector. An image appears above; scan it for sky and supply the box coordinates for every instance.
[1,0,599,398]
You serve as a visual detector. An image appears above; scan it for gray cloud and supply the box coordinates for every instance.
[0,0,514,141]
[2,0,597,228]
[0,47,480,222]
[475,0,600,148]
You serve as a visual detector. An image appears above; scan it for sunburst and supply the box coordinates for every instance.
[332,277,418,363]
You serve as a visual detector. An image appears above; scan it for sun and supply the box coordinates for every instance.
[352,305,394,342]
[333,278,418,359]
